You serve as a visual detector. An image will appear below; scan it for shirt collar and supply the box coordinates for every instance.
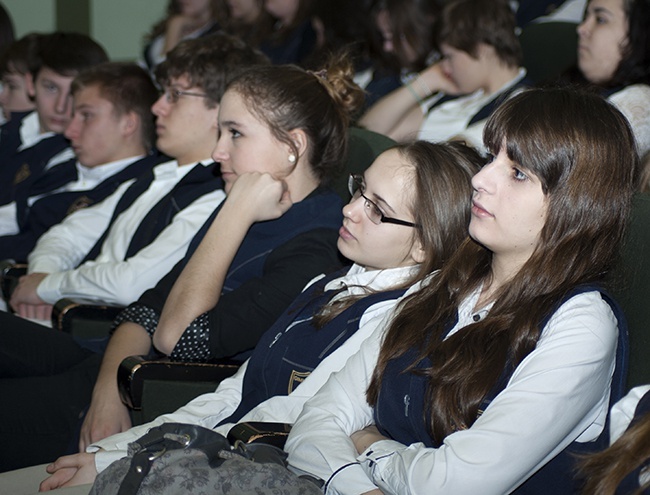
[18,111,56,150]
[154,158,213,180]
[325,263,420,297]
[76,154,145,183]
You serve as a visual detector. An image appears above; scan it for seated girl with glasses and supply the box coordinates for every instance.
[286,87,638,494]
[28,140,482,493]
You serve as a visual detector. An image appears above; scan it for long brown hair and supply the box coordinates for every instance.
[578,406,650,494]
[314,140,483,327]
[367,87,639,444]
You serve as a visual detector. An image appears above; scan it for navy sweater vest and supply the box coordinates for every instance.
[0,153,164,262]
[219,267,407,426]
[138,187,343,317]
[0,133,70,206]
[81,161,222,264]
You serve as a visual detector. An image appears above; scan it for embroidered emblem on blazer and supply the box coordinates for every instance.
[13,163,30,184]
[67,195,94,216]
[288,370,311,394]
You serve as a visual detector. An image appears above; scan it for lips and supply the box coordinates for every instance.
[49,118,69,130]
[338,224,356,241]
[221,170,235,182]
[471,200,493,218]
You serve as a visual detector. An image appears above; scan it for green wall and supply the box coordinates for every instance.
[3,0,168,62]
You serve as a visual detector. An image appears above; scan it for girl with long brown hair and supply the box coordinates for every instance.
[286,87,639,494]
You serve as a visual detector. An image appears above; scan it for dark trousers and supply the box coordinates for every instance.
[0,312,102,472]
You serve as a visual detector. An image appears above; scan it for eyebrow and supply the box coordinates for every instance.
[219,120,243,129]
[590,6,614,16]
[362,174,398,214]
[39,77,60,86]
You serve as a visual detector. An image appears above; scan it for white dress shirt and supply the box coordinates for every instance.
[418,68,527,153]
[286,287,618,495]
[29,159,225,305]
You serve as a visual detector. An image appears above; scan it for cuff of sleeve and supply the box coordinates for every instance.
[91,449,127,474]
[324,461,378,495]
[35,273,62,305]
[357,440,404,488]
[358,439,403,463]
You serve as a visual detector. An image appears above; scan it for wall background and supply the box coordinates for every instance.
[3,0,169,62]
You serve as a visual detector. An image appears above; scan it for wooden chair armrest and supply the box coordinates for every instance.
[51,297,124,337]
[227,422,292,449]
[118,355,240,422]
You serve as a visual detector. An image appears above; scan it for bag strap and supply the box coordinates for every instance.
[118,423,231,495]
[118,446,168,495]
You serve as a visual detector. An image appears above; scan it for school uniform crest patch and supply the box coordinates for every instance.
[13,163,30,184]
[67,195,94,216]
[287,370,310,394]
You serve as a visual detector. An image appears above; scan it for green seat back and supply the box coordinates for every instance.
[519,22,579,85]
[330,127,396,200]
[608,193,650,389]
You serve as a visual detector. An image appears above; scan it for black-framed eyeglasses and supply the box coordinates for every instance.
[163,87,209,104]
[348,174,418,228]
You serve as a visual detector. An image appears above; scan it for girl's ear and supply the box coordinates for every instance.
[287,128,308,158]
[410,238,426,264]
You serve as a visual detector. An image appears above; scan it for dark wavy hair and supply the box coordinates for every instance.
[72,62,159,152]
[226,55,365,183]
[28,32,108,79]
[611,0,650,86]
[367,87,638,444]
[438,0,522,68]
[155,33,269,109]
[377,0,441,72]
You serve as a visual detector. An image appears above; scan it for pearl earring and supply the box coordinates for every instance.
[288,154,296,164]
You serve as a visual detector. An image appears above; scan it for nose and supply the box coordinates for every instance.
[151,93,168,117]
[577,16,590,38]
[471,161,495,193]
[211,136,228,162]
[56,91,71,115]
[63,115,80,140]
[342,194,365,221]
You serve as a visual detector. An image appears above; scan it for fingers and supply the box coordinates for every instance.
[15,303,53,320]
[47,453,82,472]
[39,467,76,491]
